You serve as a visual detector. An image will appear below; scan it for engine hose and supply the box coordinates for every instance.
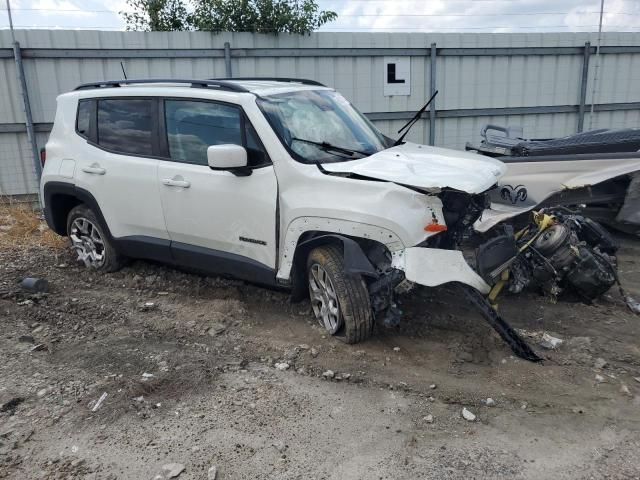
[458,283,543,362]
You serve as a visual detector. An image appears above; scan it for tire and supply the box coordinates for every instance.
[307,244,373,344]
[66,204,124,272]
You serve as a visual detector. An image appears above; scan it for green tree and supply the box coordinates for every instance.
[121,0,337,34]
[122,0,190,31]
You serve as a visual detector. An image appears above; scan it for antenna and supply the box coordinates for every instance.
[120,61,128,80]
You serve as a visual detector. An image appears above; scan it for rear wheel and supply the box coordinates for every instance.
[66,205,124,272]
[307,245,373,344]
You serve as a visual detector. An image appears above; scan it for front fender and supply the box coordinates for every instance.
[276,217,405,282]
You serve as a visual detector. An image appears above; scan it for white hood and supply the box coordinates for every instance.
[322,142,506,194]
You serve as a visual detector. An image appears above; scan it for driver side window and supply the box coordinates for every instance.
[165,100,241,166]
[164,99,270,167]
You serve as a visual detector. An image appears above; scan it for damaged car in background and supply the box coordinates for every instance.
[40,79,635,366]
[467,124,640,235]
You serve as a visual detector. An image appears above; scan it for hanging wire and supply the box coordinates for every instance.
[588,0,606,131]
[4,0,15,43]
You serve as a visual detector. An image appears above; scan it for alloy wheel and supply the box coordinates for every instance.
[308,264,343,334]
[69,217,106,268]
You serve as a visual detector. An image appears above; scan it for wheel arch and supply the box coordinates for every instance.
[43,181,113,239]
[289,231,385,302]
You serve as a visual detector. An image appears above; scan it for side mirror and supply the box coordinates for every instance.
[207,144,248,171]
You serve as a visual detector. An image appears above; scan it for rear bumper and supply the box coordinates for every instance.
[391,247,491,294]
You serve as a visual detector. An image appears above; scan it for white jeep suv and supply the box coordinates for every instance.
[41,78,507,345]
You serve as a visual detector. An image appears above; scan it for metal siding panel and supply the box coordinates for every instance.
[2,31,640,196]
[0,131,45,196]
[596,53,640,104]
[0,58,22,124]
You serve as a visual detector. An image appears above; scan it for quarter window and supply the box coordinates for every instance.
[245,121,270,167]
[165,100,242,166]
[76,99,92,139]
[97,99,154,156]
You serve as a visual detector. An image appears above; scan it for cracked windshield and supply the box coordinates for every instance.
[258,89,390,163]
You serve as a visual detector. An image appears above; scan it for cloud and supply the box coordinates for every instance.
[318,0,640,32]
[1,0,638,31]
[4,0,126,29]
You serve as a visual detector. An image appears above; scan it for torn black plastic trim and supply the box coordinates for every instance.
[296,234,379,278]
[458,283,542,362]
[289,233,379,303]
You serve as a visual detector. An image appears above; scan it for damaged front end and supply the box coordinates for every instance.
[365,188,544,362]
[476,207,620,305]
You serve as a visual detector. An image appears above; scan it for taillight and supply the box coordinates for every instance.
[40,148,46,167]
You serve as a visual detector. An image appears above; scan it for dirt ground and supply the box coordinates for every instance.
[1,209,640,479]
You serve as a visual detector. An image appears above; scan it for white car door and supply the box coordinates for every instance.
[73,97,169,254]
[157,98,278,283]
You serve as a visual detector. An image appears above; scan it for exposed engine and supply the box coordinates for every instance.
[430,190,490,248]
[477,208,618,302]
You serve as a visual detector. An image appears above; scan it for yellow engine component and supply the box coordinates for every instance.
[488,270,510,310]
[489,210,557,310]
[533,211,556,231]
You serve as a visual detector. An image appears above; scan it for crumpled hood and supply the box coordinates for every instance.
[322,142,506,194]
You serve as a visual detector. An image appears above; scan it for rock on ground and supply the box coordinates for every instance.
[462,408,476,421]
[162,463,185,478]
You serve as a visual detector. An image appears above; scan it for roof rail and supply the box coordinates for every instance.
[74,79,250,92]
[211,77,327,87]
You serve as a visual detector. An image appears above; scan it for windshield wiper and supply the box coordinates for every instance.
[393,90,439,146]
[291,137,370,157]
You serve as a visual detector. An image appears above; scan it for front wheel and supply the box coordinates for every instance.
[307,245,373,344]
[66,205,124,272]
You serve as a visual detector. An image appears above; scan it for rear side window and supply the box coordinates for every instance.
[97,99,154,156]
[76,99,92,139]
[164,100,242,166]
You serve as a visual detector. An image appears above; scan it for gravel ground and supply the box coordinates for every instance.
[1,226,640,479]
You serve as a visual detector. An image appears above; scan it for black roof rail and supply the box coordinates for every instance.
[74,79,250,92]
[210,77,327,87]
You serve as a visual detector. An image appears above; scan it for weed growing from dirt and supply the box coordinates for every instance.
[0,202,67,251]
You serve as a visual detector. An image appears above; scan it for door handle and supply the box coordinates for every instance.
[162,178,191,188]
[81,164,106,175]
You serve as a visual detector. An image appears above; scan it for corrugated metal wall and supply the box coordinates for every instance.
[1,30,639,196]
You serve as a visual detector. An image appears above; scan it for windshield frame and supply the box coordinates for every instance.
[256,89,392,165]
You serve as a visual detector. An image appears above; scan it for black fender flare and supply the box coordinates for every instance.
[43,181,113,239]
[290,234,379,302]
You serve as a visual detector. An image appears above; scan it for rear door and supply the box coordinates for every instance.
[156,98,278,281]
[74,97,168,249]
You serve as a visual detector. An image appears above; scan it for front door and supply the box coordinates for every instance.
[157,98,278,283]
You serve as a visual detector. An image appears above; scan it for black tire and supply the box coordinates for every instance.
[66,204,125,273]
[307,244,373,344]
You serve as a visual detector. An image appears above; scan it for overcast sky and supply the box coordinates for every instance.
[1,0,639,32]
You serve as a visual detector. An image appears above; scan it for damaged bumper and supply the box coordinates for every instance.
[388,246,540,361]
[391,247,491,294]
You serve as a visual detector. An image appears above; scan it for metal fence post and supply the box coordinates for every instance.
[224,42,232,78]
[577,41,591,132]
[429,43,437,146]
[13,41,42,194]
